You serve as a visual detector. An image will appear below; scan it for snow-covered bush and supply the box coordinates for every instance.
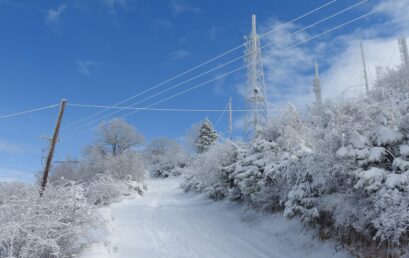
[50,121,147,185]
[145,138,188,177]
[183,141,239,200]
[0,182,100,258]
[103,151,146,181]
[182,64,409,256]
[84,175,128,206]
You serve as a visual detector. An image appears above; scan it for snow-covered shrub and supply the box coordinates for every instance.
[0,182,100,258]
[183,141,238,200]
[182,63,409,256]
[103,152,146,181]
[84,174,145,206]
[50,148,146,188]
[145,138,188,177]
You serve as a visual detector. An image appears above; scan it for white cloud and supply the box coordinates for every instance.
[0,139,24,154]
[46,4,66,24]
[77,60,103,76]
[375,0,409,34]
[254,0,409,110]
[169,50,190,60]
[102,0,132,13]
[170,0,201,15]
[103,0,127,7]
[321,38,401,100]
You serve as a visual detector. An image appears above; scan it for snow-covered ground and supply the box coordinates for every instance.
[81,177,351,258]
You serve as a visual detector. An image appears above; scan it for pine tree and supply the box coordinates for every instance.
[194,118,218,154]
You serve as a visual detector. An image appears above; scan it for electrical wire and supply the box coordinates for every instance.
[63,0,368,135]
[118,11,377,118]
[0,104,59,120]
[65,10,377,137]
[0,171,38,178]
[61,1,337,132]
[67,103,272,112]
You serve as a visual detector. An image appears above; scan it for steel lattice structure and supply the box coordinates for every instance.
[244,15,268,138]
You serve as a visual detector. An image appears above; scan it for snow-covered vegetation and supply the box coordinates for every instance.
[144,138,188,177]
[183,64,409,257]
[0,119,147,258]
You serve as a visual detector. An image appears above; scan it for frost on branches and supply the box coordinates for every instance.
[183,64,409,256]
[144,138,188,177]
[0,119,148,258]
[0,182,101,258]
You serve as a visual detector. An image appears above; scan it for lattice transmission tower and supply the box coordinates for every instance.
[313,59,322,107]
[244,14,268,138]
[399,37,409,88]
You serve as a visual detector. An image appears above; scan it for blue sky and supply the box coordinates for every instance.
[0,0,407,180]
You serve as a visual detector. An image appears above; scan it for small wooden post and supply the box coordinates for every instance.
[40,99,67,196]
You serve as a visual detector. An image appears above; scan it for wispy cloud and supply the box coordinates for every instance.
[253,0,409,111]
[169,50,190,60]
[151,19,173,31]
[46,4,67,24]
[170,0,201,15]
[0,139,24,154]
[101,0,132,13]
[77,60,103,76]
[209,27,223,40]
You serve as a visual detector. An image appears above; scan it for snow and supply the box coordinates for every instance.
[385,173,408,189]
[371,126,403,146]
[368,147,386,162]
[393,157,409,171]
[351,131,369,149]
[336,147,348,158]
[81,177,351,258]
[399,144,409,157]
[354,167,387,192]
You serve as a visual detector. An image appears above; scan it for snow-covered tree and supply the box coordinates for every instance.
[97,118,144,156]
[194,118,218,154]
[145,138,188,177]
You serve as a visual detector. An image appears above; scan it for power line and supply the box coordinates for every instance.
[68,103,280,112]
[66,10,377,137]
[118,11,377,117]
[61,1,337,132]
[0,104,59,120]
[63,1,367,135]
[0,171,38,178]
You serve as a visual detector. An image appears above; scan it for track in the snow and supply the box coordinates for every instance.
[81,177,351,258]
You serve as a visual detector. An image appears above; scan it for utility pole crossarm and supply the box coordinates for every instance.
[244,14,268,138]
[40,99,67,196]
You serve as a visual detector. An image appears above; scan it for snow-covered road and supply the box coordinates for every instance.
[81,177,351,258]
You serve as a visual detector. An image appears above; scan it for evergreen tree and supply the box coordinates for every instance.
[194,118,218,154]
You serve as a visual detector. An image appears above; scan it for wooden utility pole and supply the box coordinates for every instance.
[40,99,67,196]
[228,97,233,140]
